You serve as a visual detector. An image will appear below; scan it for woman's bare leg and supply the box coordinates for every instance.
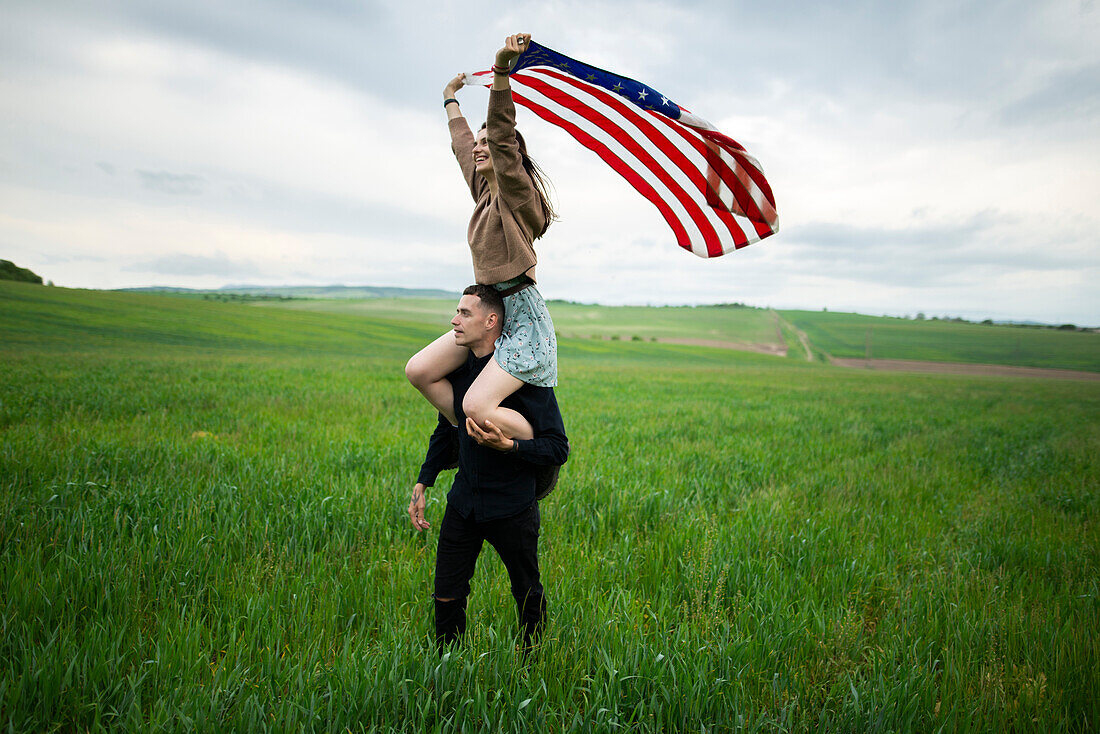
[462,357,534,440]
[405,331,469,425]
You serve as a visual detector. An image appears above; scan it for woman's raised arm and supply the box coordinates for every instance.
[445,73,483,200]
[491,33,530,92]
[444,73,465,121]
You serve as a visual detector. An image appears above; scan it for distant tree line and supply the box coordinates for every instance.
[0,260,43,284]
[909,311,1088,332]
[547,299,750,309]
[201,293,294,302]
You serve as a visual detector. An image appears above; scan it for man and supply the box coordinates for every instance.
[408,285,569,652]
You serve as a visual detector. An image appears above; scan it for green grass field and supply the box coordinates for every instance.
[2,280,1099,731]
[781,310,1100,372]
[256,297,786,350]
[255,296,1100,372]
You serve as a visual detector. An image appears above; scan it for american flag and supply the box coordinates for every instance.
[465,41,778,258]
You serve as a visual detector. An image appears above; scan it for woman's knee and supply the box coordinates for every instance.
[462,392,494,425]
[405,354,431,387]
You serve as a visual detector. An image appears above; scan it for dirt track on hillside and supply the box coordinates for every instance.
[571,334,788,356]
[829,358,1100,381]
[574,333,1097,381]
[659,338,787,356]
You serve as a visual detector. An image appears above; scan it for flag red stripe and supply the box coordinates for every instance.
[655,117,776,240]
[562,78,774,222]
[668,121,777,241]
[517,72,725,256]
[530,68,771,245]
[467,45,778,257]
[525,69,746,254]
[508,90,696,252]
[693,127,777,208]
[645,110,775,237]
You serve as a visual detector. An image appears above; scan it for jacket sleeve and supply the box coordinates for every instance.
[511,387,569,466]
[416,413,459,487]
[449,116,488,202]
[485,89,547,238]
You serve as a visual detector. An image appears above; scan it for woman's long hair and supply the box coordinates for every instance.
[481,123,558,239]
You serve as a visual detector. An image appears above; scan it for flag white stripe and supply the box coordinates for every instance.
[653,117,775,241]
[515,72,719,256]
[628,106,769,246]
[688,132,776,228]
[464,50,779,258]
[520,68,763,252]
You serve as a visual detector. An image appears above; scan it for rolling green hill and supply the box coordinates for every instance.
[249,293,1098,372]
[12,281,1096,372]
[0,259,43,284]
[0,281,788,372]
[120,284,460,299]
[254,297,790,352]
[780,309,1099,372]
[1,281,437,359]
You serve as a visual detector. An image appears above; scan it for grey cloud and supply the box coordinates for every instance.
[33,0,430,106]
[11,0,1099,118]
[95,161,115,175]
[10,0,1091,133]
[124,253,260,277]
[775,212,1095,288]
[1000,63,1100,127]
[229,185,454,243]
[8,250,107,266]
[1,0,402,105]
[783,213,997,253]
[156,175,459,244]
[670,0,1100,141]
[117,1,382,66]
[137,170,205,195]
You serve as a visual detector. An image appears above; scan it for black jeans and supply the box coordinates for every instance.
[433,501,545,651]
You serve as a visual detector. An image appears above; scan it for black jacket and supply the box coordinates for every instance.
[417,351,568,521]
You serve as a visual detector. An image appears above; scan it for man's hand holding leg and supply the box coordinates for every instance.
[466,418,516,452]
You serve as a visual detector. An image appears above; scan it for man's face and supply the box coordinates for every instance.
[451,294,492,347]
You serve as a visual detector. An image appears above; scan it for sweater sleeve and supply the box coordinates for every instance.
[449,116,487,202]
[486,89,547,238]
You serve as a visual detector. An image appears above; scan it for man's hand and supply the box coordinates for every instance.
[466,417,516,452]
[408,482,430,531]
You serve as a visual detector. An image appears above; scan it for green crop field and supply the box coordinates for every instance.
[253,296,1100,371]
[2,280,1098,732]
[781,310,1100,372]
[256,297,786,350]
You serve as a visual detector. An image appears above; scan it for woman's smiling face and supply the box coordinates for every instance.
[473,128,492,176]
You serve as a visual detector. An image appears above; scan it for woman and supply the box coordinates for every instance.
[405,33,557,442]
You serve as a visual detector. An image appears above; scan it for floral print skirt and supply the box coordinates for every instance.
[492,277,557,387]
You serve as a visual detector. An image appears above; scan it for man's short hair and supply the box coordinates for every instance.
[462,284,505,322]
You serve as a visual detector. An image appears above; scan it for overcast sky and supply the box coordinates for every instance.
[2,0,1098,324]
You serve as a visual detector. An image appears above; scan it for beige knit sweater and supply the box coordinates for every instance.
[450,89,546,285]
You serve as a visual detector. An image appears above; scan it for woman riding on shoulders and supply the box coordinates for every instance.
[405,33,559,442]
